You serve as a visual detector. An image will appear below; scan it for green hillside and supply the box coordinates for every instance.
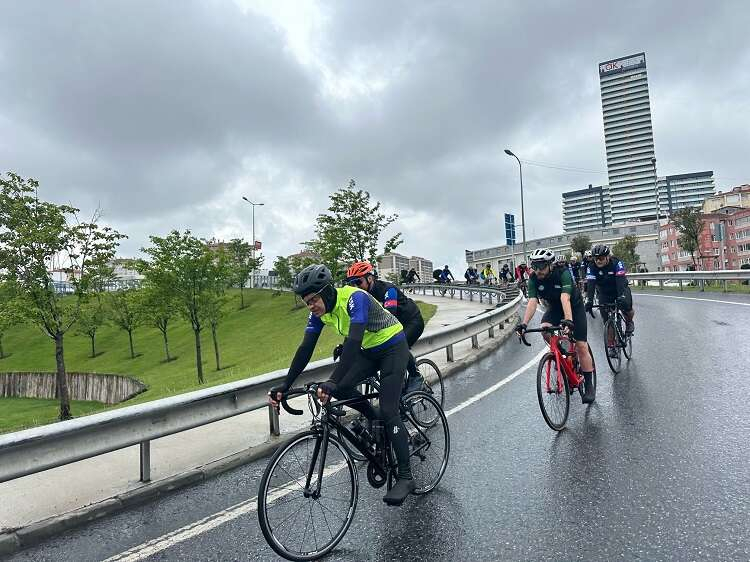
[0,289,437,434]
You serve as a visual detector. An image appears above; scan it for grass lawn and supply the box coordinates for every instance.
[631,282,750,295]
[0,290,438,434]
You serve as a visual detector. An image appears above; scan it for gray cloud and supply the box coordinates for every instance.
[2,0,749,269]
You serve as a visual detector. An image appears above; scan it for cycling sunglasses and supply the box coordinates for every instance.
[530,262,549,271]
[347,277,366,287]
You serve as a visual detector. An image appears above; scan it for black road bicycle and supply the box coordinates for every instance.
[591,303,633,373]
[258,383,450,561]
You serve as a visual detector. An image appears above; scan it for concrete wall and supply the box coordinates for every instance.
[0,372,147,405]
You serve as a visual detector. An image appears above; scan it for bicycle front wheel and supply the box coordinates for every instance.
[416,357,444,411]
[619,314,633,359]
[536,352,570,431]
[258,431,358,561]
[401,391,450,494]
[604,318,622,373]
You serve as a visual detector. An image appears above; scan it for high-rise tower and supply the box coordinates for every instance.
[599,53,657,223]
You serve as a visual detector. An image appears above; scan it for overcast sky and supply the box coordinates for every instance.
[3,1,749,270]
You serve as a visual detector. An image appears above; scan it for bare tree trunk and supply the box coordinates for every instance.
[211,322,221,371]
[239,286,245,309]
[128,329,135,359]
[90,333,96,358]
[0,335,4,359]
[161,329,172,362]
[194,329,204,384]
[54,331,72,420]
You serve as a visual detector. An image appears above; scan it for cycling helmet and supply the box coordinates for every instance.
[570,255,578,262]
[584,250,592,258]
[529,248,555,264]
[592,244,610,257]
[346,261,374,279]
[293,264,332,296]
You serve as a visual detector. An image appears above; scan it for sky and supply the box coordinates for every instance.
[2,1,749,271]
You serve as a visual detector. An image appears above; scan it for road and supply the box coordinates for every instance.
[7,291,750,561]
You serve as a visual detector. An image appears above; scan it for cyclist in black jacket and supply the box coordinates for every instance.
[346,261,426,392]
[585,244,635,338]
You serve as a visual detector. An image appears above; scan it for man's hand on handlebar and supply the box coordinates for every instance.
[560,319,574,334]
[268,384,289,410]
[317,380,337,405]
[515,322,527,336]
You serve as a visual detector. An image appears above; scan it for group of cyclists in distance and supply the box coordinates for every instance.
[267,242,635,506]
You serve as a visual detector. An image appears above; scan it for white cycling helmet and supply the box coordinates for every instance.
[570,255,578,262]
[584,250,592,258]
[529,248,555,264]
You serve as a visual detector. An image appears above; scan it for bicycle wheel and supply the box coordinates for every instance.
[603,318,622,373]
[536,352,570,431]
[258,431,358,561]
[416,357,444,410]
[401,391,450,494]
[619,313,633,359]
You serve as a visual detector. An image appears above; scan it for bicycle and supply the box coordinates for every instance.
[519,325,597,431]
[591,303,632,374]
[258,383,450,561]
[336,357,444,462]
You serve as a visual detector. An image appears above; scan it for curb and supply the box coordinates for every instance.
[0,311,519,557]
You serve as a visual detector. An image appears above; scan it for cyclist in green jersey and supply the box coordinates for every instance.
[268,264,416,506]
[516,248,596,403]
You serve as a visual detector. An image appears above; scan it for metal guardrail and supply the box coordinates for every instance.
[0,287,521,485]
[628,269,750,292]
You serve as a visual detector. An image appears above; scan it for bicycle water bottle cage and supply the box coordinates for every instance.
[557,337,574,357]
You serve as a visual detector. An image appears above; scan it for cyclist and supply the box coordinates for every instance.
[268,264,416,505]
[499,264,511,285]
[440,265,455,283]
[481,263,496,285]
[515,248,596,403]
[405,267,420,284]
[569,255,582,288]
[581,250,593,293]
[585,244,635,340]
[464,265,478,285]
[345,261,425,392]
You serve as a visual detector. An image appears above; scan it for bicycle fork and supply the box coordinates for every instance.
[304,425,329,499]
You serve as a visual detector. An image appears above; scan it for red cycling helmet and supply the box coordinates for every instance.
[346,261,374,281]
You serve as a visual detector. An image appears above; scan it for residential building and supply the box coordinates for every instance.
[563,184,612,232]
[660,207,750,271]
[702,184,750,213]
[408,256,433,282]
[467,220,662,273]
[656,171,715,216]
[599,52,658,223]
[251,269,278,289]
[378,252,411,281]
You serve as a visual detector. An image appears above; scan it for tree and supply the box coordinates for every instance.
[307,179,402,279]
[204,248,232,371]
[570,234,592,257]
[673,207,704,269]
[75,294,106,358]
[611,235,641,271]
[107,289,143,359]
[0,172,124,420]
[273,256,293,291]
[141,283,179,362]
[139,230,216,384]
[0,280,20,359]
[227,238,263,309]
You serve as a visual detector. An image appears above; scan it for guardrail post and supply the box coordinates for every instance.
[488,326,495,338]
[268,404,280,437]
[446,345,454,362]
[432,286,436,296]
[659,280,664,291]
[700,279,705,292]
[140,441,151,482]
[679,280,683,292]
[723,280,727,292]
[479,292,483,304]
[471,335,479,349]
[459,289,463,300]
[469,290,473,302]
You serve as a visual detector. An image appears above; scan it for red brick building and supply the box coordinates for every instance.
[660,207,750,271]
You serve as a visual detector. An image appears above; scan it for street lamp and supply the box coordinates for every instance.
[651,157,659,222]
[242,197,264,288]
[504,149,528,263]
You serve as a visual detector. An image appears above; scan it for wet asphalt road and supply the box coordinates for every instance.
[6,291,750,561]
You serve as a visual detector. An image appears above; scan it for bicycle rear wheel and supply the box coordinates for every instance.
[258,431,358,561]
[619,313,633,359]
[603,318,622,373]
[416,357,444,410]
[401,391,450,494]
[536,353,570,431]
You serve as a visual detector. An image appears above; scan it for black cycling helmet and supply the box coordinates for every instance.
[293,264,332,297]
[592,244,610,257]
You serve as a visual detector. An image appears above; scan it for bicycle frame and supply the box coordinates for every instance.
[520,328,583,391]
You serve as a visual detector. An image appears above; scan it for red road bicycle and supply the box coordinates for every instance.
[519,326,596,431]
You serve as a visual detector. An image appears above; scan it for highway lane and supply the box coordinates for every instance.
[8,291,750,561]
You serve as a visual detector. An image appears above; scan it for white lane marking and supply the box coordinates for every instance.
[104,343,544,561]
[634,292,750,307]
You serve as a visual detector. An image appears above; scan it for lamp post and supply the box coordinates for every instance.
[504,149,527,263]
[651,157,659,222]
[242,197,264,288]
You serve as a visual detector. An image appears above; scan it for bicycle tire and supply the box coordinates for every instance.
[416,357,444,412]
[603,318,622,374]
[619,312,633,359]
[401,391,450,494]
[536,352,570,431]
[258,430,358,561]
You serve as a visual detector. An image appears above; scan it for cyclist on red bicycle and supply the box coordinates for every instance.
[515,248,596,403]
[267,264,416,506]
[584,244,635,338]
